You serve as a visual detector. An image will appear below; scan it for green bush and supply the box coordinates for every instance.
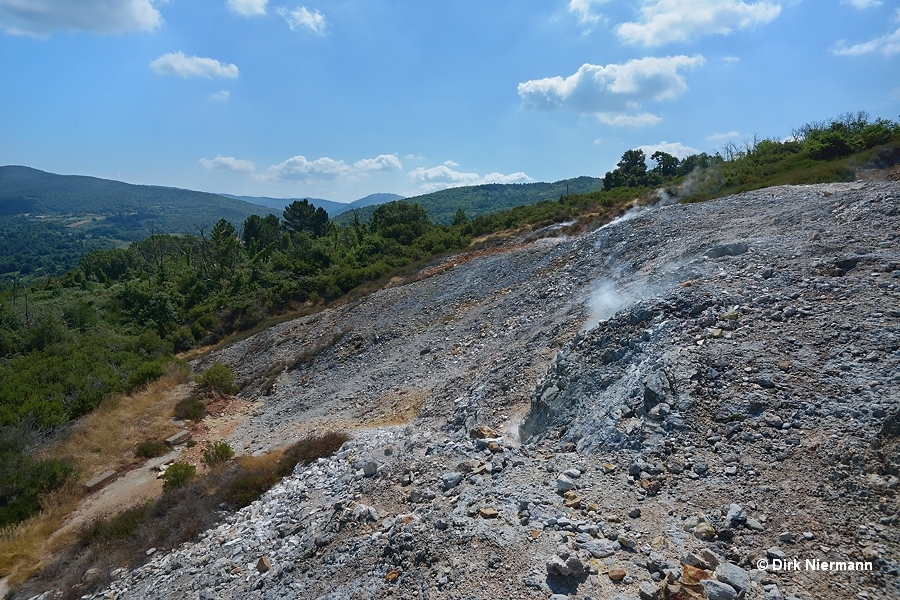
[197,362,237,395]
[161,462,195,490]
[126,361,165,392]
[202,440,234,466]
[80,501,151,543]
[135,439,168,459]
[173,396,206,421]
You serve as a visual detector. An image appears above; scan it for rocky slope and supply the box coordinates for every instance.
[44,181,900,599]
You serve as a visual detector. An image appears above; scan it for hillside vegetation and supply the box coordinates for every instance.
[334,176,603,226]
[0,111,897,531]
[0,167,269,279]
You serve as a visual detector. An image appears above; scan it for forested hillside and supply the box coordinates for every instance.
[334,176,603,226]
[0,167,269,278]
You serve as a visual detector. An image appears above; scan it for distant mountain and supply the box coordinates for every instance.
[333,177,603,226]
[347,193,404,210]
[0,165,270,278]
[0,166,268,228]
[229,192,405,217]
[223,195,349,217]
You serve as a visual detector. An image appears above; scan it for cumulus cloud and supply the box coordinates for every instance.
[408,165,533,194]
[833,26,900,57]
[150,52,239,79]
[518,55,704,126]
[706,131,740,141]
[212,90,231,101]
[199,155,256,173]
[353,154,403,172]
[617,0,782,46]
[842,0,881,8]
[228,0,267,16]
[266,155,350,182]
[597,112,662,127]
[568,0,609,28]
[0,0,163,37]
[637,141,700,158]
[278,6,327,35]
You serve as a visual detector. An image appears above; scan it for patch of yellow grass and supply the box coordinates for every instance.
[0,369,190,584]
[50,372,189,480]
[0,482,80,585]
[361,389,425,427]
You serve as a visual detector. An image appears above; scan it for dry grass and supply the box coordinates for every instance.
[361,389,426,427]
[0,368,189,586]
[50,369,189,480]
[0,481,81,586]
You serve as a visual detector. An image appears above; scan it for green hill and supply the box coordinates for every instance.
[333,177,602,226]
[0,166,269,278]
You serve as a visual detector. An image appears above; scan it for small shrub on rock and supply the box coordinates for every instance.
[275,431,350,478]
[197,362,237,395]
[202,441,235,467]
[135,440,168,459]
[162,462,196,490]
[173,396,206,421]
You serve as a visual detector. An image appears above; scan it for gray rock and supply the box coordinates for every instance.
[725,504,746,527]
[715,562,750,594]
[700,579,738,600]
[639,580,659,600]
[441,471,463,490]
[581,540,616,558]
[557,474,576,491]
[362,461,379,477]
[763,584,784,600]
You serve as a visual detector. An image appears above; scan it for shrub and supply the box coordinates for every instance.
[197,362,237,395]
[202,441,234,467]
[135,440,168,459]
[173,396,206,421]
[80,502,151,544]
[221,462,277,508]
[161,462,195,490]
[126,361,165,392]
[275,431,350,478]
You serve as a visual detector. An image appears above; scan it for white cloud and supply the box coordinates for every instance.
[266,155,350,182]
[353,154,402,172]
[596,112,662,127]
[637,141,700,158]
[263,153,400,182]
[278,6,327,35]
[833,26,900,57]
[518,55,704,126]
[0,0,163,38]
[408,165,533,194]
[841,0,881,8]
[706,131,740,141]
[617,0,782,47]
[228,0,267,16]
[199,155,256,173]
[212,90,231,101]
[150,52,239,79]
[443,160,459,167]
[568,0,609,28]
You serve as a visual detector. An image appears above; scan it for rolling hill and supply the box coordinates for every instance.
[228,192,404,217]
[0,166,270,278]
[333,176,603,226]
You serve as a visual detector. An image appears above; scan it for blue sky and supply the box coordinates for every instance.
[0,1,897,203]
